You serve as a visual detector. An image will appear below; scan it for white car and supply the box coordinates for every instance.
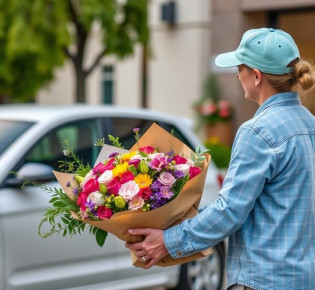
[0,104,225,290]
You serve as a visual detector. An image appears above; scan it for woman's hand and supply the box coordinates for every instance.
[125,228,168,269]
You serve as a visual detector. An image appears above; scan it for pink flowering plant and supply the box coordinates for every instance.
[194,74,233,125]
[195,99,233,124]
[37,125,209,247]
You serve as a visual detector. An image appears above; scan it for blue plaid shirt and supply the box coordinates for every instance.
[164,92,315,290]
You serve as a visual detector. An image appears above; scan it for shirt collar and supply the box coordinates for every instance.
[255,92,301,117]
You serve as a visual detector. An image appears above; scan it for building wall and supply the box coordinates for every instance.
[37,0,211,122]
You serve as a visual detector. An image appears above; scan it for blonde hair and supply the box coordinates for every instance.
[263,59,315,93]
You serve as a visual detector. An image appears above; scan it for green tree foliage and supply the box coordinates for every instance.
[0,0,149,103]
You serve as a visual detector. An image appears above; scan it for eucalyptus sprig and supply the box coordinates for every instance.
[191,146,211,167]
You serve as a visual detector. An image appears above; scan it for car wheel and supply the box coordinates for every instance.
[170,242,225,290]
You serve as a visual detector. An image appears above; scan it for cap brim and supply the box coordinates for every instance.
[215,51,242,68]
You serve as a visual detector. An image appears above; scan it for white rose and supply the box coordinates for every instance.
[87,192,104,206]
[174,163,190,175]
[119,180,140,201]
[98,170,114,185]
[128,195,145,210]
[186,159,194,167]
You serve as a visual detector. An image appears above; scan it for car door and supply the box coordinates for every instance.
[0,118,125,290]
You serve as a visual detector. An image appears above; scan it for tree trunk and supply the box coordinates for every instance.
[75,68,86,103]
[0,95,10,104]
[141,44,148,108]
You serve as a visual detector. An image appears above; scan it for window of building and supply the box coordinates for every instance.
[101,65,115,104]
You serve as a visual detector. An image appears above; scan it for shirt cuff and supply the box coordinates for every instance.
[163,223,194,259]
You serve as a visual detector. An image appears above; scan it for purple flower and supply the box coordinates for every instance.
[160,186,174,199]
[108,152,119,158]
[133,128,140,133]
[66,181,71,187]
[151,180,162,191]
[150,192,167,209]
[85,199,96,211]
[174,170,185,178]
[72,188,80,195]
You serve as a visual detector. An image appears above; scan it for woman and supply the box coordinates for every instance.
[125,28,315,290]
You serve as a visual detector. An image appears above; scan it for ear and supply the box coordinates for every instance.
[253,69,262,86]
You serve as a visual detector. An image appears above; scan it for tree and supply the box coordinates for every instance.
[0,0,149,103]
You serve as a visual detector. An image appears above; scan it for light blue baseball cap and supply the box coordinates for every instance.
[215,28,300,75]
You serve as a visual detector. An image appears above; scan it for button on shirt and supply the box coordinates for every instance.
[164,92,315,290]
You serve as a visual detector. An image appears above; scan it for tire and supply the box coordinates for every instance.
[170,242,225,290]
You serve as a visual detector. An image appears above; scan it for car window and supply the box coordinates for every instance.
[24,119,101,169]
[0,120,34,156]
[106,118,193,150]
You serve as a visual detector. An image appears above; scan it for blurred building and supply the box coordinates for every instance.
[37,0,211,122]
[37,0,315,136]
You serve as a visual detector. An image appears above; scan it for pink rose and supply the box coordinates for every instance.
[83,177,99,193]
[97,206,113,219]
[128,195,145,210]
[107,177,121,195]
[77,191,89,211]
[173,155,187,165]
[140,146,155,154]
[118,180,140,201]
[158,172,176,186]
[189,166,201,179]
[128,159,141,167]
[139,187,152,200]
[92,162,108,175]
[120,171,135,184]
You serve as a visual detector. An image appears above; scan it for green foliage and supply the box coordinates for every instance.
[58,139,91,176]
[0,0,70,101]
[37,183,107,247]
[204,139,231,169]
[0,0,149,102]
[108,135,124,148]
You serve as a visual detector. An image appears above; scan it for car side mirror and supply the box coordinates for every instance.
[4,163,55,187]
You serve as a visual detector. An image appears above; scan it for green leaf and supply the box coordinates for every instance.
[95,229,108,247]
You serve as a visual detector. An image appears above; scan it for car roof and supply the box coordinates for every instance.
[0,104,193,127]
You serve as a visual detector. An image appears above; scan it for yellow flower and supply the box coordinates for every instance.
[134,174,153,188]
[112,162,129,177]
[121,151,137,162]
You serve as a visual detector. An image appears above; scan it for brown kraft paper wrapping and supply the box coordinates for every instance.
[53,123,212,268]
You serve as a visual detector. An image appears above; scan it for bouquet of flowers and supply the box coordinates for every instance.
[39,123,212,268]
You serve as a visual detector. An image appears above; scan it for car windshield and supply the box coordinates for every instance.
[0,119,34,156]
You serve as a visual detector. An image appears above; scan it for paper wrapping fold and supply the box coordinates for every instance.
[53,123,212,268]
